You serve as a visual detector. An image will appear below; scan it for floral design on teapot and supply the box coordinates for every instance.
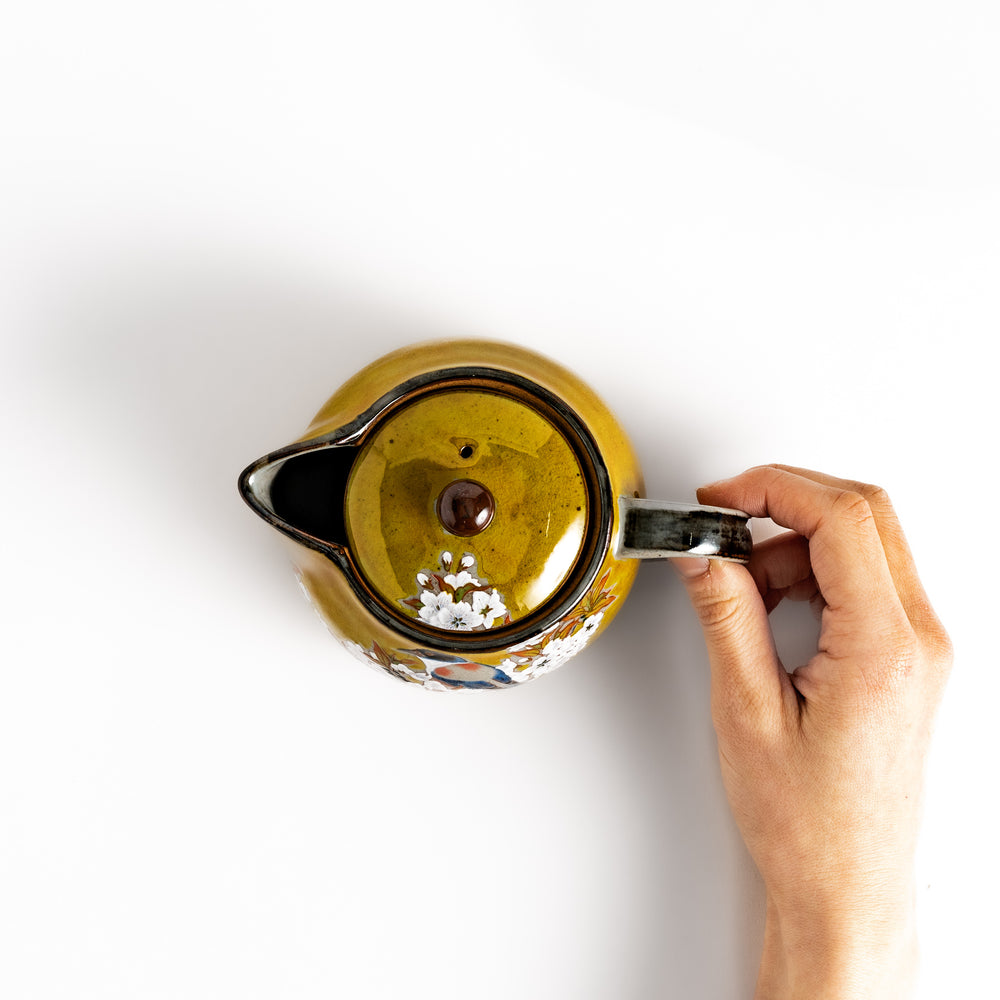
[341,640,515,690]
[399,551,511,632]
[340,640,425,684]
[340,569,618,691]
[500,569,617,681]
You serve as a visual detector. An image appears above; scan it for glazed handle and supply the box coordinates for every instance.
[616,497,752,563]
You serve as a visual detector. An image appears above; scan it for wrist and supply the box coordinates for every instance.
[755,891,919,1000]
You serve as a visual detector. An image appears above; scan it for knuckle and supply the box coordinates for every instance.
[694,590,746,634]
[906,604,954,674]
[830,488,876,528]
[923,621,955,674]
[855,620,955,704]
[858,483,892,511]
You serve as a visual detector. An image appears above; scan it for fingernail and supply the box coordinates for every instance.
[672,556,711,579]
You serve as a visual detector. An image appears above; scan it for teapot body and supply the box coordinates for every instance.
[241,340,644,689]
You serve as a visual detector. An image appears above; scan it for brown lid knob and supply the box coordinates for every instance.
[436,479,495,537]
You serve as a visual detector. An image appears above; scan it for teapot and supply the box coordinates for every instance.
[238,340,751,690]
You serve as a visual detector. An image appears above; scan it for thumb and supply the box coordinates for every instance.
[673,558,787,731]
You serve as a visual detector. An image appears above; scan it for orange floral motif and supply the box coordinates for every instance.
[500,570,618,682]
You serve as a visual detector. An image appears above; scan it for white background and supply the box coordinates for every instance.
[2,2,997,997]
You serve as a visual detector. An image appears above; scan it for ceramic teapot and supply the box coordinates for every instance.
[239,340,751,690]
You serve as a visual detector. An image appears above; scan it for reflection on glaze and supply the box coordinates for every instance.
[522,515,588,610]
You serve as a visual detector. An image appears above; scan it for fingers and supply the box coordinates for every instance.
[674,557,796,734]
[766,465,943,640]
[747,531,820,615]
[677,465,948,728]
[696,466,911,656]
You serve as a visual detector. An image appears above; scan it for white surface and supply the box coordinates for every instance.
[1,3,996,997]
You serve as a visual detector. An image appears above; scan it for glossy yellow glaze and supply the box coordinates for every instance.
[282,339,645,685]
[345,389,588,624]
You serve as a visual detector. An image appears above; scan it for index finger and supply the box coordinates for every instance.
[768,465,942,637]
[697,466,909,642]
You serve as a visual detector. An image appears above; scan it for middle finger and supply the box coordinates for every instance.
[748,530,821,613]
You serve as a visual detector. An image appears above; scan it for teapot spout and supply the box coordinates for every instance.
[238,444,358,557]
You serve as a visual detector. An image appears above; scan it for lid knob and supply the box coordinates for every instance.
[436,479,495,537]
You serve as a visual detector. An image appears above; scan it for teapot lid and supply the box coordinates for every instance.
[344,377,601,638]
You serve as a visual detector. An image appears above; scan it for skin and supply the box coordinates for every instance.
[673,465,953,999]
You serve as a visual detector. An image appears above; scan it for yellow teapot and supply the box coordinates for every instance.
[239,341,750,690]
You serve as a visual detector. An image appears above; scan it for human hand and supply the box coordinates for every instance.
[674,465,952,1000]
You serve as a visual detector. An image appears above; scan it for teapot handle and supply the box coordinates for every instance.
[615,497,752,563]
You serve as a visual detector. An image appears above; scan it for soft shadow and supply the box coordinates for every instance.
[38,250,464,566]
[38,252,769,994]
[591,558,765,997]
[583,408,766,994]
